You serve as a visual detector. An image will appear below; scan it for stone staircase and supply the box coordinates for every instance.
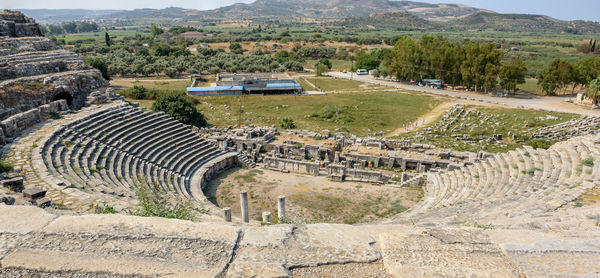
[236,152,257,168]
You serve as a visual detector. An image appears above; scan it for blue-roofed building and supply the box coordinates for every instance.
[187,73,303,96]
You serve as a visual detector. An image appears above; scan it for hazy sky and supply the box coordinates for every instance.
[2,0,599,21]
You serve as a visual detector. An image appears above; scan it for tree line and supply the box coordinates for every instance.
[44,21,99,35]
[380,36,527,93]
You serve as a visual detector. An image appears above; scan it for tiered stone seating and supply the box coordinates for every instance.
[394,135,600,228]
[41,104,225,202]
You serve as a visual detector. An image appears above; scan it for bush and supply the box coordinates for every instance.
[128,181,196,221]
[151,93,207,127]
[280,117,296,129]
[84,57,110,80]
[525,139,553,149]
[130,85,147,99]
[0,160,13,173]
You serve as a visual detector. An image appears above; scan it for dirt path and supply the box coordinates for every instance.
[387,102,454,137]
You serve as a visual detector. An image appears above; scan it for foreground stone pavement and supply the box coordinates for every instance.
[1,206,599,277]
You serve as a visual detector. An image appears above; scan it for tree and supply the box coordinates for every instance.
[499,59,527,93]
[315,58,332,69]
[576,56,600,88]
[229,43,244,54]
[104,32,111,47]
[84,57,110,80]
[150,25,164,37]
[355,50,383,70]
[151,94,207,127]
[62,22,77,33]
[584,78,600,105]
[537,58,578,95]
[315,63,329,76]
[76,22,98,33]
[152,44,172,56]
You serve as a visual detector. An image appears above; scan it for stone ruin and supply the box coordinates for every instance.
[0,11,598,278]
[199,125,474,186]
[0,10,43,37]
[0,11,108,147]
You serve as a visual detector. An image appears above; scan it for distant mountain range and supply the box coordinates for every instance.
[343,10,600,33]
[18,0,600,34]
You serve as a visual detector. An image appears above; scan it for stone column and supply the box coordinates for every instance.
[240,191,249,223]
[262,212,271,224]
[277,195,286,220]
[223,207,232,222]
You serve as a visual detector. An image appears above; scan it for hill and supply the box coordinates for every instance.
[449,11,600,33]
[19,9,124,23]
[197,0,481,21]
[340,11,438,30]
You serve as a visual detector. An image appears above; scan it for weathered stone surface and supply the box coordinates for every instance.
[487,229,600,278]
[0,205,56,234]
[228,224,380,277]
[379,228,522,277]
[0,10,43,38]
[1,212,241,277]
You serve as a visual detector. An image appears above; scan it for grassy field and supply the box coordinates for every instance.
[117,76,435,136]
[403,105,580,153]
[296,76,384,92]
[194,90,439,136]
[302,59,353,70]
[517,78,541,95]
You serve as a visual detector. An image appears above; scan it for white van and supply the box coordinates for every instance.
[356,69,368,75]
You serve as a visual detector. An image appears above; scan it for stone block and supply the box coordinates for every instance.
[0,194,15,205]
[34,197,52,208]
[22,187,46,200]
[2,177,24,192]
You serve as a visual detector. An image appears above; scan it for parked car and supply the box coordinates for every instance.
[342,69,347,73]
[356,69,368,75]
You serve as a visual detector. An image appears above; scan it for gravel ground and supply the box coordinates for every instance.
[0,268,148,278]
[291,262,388,278]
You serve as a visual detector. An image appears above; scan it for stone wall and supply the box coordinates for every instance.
[264,157,320,176]
[328,164,390,184]
[0,99,67,138]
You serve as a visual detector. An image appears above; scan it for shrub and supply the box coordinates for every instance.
[128,182,196,221]
[0,160,13,173]
[131,85,147,99]
[582,157,594,167]
[525,139,553,149]
[279,117,296,129]
[151,93,207,127]
[84,57,110,80]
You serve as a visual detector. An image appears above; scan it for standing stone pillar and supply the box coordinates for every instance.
[223,207,232,222]
[334,151,340,163]
[240,191,249,223]
[262,212,271,224]
[277,195,286,220]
